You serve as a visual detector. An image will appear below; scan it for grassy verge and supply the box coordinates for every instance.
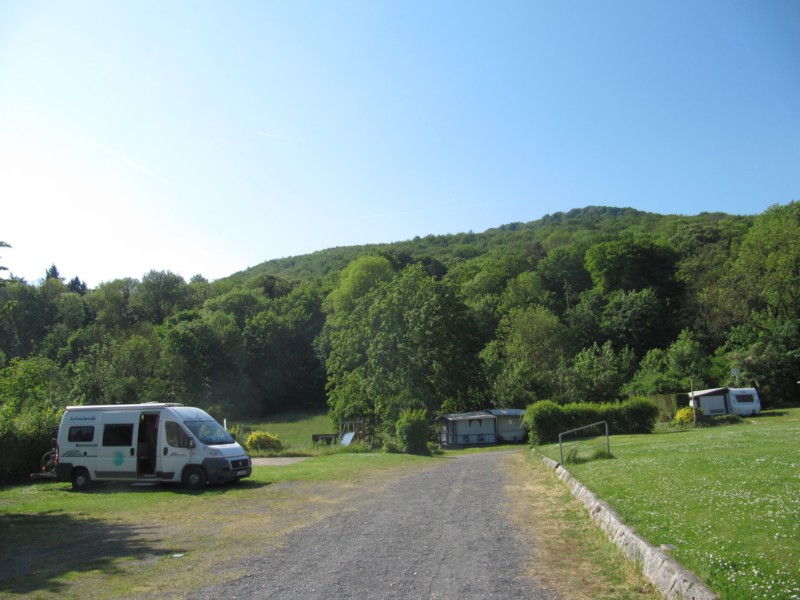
[506,451,657,600]
[536,408,800,599]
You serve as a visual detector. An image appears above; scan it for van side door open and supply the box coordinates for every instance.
[159,420,194,481]
[137,412,160,476]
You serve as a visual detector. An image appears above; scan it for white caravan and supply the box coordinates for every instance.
[689,387,762,417]
[54,403,251,490]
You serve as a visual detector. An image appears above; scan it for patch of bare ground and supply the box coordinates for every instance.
[504,451,660,600]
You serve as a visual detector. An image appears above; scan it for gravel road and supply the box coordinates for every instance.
[195,451,560,600]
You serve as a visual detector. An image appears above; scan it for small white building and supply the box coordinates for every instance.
[438,411,497,446]
[437,409,527,446]
[486,408,527,442]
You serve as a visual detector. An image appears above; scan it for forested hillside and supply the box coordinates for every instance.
[2,204,799,477]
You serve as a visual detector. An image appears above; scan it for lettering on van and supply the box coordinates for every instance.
[69,415,97,421]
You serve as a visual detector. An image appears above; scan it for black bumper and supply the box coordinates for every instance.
[201,457,252,483]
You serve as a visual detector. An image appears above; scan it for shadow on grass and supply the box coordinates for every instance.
[66,479,271,495]
[653,427,697,434]
[562,446,615,466]
[756,410,788,418]
[0,511,183,595]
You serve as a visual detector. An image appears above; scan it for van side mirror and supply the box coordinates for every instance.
[188,438,195,449]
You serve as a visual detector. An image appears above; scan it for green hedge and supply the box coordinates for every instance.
[0,429,55,484]
[0,407,61,484]
[523,397,659,445]
[395,409,430,455]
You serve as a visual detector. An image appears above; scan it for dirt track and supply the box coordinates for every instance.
[195,451,560,599]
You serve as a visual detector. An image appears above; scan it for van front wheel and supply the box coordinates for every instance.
[72,468,92,491]
[182,466,207,490]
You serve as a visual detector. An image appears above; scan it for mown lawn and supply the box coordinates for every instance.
[537,408,800,599]
[232,408,333,451]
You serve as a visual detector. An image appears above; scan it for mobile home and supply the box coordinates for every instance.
[438,412,497,446]
[437,408,528,446]
[689,387,762,417]
[55,403,251,490]
[486,409,527,442]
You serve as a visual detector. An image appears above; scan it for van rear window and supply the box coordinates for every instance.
[102,424,133,446]
[68,426,94,442]
[736,394,755,403]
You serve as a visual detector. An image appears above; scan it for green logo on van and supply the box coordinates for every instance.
[113,451,124,466]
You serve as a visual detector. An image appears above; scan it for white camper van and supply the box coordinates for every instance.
[54,403,252,490]
[689,387,762,417]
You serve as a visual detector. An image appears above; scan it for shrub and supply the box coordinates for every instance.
[674,406,699,426]
[0,357,64,483]
[227,423,246,443]
[523,400,565,445]
[0,405,62,484]
[244,430,284,453]
[524,397,660,445]
[0,429,57,484]
[620,397,661,433]
[395,409,430,455]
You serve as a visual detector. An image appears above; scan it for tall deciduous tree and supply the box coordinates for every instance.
[130,270,192,325]
[732,202,800,320]
[326,264,480,435]
[724,311,800,407]
[87,278,138,331]
[535,246,592,314]
[558,341,636,404]
[0,241,10,283]
[625,329,712,395]
[324,254,395,317]
[584,234,680,301]
[482,305,568,406]
[601,288,669,357]
[243,284,326,414]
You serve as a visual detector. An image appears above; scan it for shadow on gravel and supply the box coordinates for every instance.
[0,511,182,596]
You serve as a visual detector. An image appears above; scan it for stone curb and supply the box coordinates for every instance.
[538,454,718,600]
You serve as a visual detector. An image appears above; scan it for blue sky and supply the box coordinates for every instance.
[2,1,798,287]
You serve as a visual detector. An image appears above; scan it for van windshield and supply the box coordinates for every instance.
[183,419,235,445]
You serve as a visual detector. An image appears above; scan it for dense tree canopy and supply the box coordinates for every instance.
[2,204,799,473]
[326,263,481,435]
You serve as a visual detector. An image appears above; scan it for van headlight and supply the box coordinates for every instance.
[205,446,222,457]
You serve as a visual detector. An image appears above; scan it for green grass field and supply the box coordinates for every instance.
[537,408,800,599]
[232,408,333,452]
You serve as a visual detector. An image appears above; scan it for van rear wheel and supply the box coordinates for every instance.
[71,468,91,491]
[182,466,207,490]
